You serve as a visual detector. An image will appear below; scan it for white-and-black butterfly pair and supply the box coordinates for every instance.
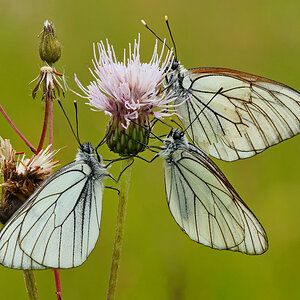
[0,103,126,270]
[141,17,299,254]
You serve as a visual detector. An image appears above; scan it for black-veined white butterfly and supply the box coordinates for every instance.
[143,17,300,161]
[157,128,268,254]
[0,143,110,269]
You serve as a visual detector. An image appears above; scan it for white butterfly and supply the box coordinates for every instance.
[0,143,110,269]
[167,65,300,161]
[142,17,300,161]
[158,128,268,254]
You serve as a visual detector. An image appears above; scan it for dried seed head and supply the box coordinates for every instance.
[32,66,65,100]
[0,138,59,224]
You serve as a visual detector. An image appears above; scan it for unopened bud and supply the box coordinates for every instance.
[39,20,61,65]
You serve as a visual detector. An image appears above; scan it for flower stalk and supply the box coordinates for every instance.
[107,157,134,300]
[0,105,37,153]
[23,270,40,300]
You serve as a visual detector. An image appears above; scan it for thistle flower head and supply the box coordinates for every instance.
[75,35,177,156]
[0,137,59,224]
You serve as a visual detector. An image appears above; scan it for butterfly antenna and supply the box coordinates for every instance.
[73,100,82,145]
[95,127,111,151]
[183,87,224,133]
[152,117,173,129]
[170,118,184,131]
[57,99,81,146]
[141,19,172,52]
[165,16,177,60]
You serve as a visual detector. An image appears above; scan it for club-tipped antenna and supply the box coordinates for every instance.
[57,99,81,146]
[73,100,81,145]
[183,87,224,133]
[141,19,172,52]
[164,16,177,61]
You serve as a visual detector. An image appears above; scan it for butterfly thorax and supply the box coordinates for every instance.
[159,129,189,162]
[165,63,188,97]
[76,143,109,180]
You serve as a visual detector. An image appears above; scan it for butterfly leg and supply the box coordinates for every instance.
[135,154,159,163]
[105,186,120,195]
[108,158,135,183]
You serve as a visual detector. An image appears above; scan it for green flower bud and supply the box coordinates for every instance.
[39,20,61,65]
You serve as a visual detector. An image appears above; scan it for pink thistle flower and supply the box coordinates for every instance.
[75,35,177,129]
[74,36,177,156]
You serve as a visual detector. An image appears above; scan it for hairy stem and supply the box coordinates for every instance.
[107,158,133,300]
[23,270,40,300]
[0,104,37,153]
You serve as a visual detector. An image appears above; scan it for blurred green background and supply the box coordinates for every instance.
[0,0,299,299]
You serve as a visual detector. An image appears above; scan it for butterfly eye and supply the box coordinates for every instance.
[173,130,182,140]
[171,61,179,70]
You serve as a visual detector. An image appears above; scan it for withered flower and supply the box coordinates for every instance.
[32,66,65,100]
[0,137,59,224]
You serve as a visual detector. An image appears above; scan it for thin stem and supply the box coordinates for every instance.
[23,270,40,300]
[107,157,133,300]
[54,269,62,300]
[36,99,50,153]
[48,99,62,299]
[49,100,54,153]
[0,104,37,153]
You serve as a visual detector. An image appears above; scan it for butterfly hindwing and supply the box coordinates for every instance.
[163,145,268,254]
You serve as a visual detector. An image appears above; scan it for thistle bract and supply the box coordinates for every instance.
[106,114,149,156]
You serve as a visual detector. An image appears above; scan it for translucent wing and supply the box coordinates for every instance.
[164,146,268,254]
[0,161,103,269]
[0,211,45,269]
[175,67,300,161]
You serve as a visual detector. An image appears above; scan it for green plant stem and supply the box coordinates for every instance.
[107,158,133,300]
[23,270,40,300]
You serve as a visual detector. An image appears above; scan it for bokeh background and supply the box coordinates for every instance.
[0,0,299,299]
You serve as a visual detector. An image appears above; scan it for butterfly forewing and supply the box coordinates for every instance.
[0,146,106,270]
[174,67,300,161]
[164,145,268,254]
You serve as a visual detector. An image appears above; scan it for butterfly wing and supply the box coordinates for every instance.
[0,209,45,269]
[164,146,268,254]
[0,161,104,269]
[175,67,300,161]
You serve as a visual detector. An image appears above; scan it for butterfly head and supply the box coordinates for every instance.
[170,60,179,71]
[80,143,95,155]
[163,129,188,150]
[77,143,103,164]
